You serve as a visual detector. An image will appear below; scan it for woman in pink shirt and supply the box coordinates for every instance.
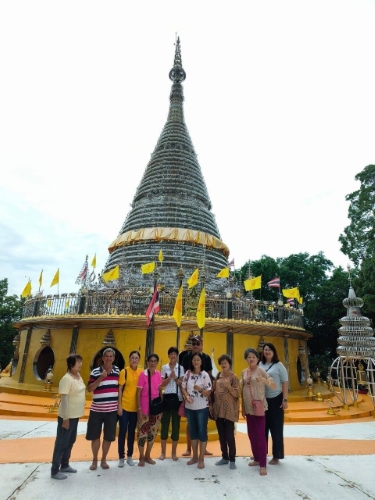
[136,353,162,467]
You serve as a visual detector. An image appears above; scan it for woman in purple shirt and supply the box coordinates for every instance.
[136,353,162,467]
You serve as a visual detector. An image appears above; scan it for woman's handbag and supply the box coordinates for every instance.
[148,369,163,416]
[163,393,180,410]
[248,369,265,417]
[163,365,181,410]
[178,400,186,417]
[252,399,265,416]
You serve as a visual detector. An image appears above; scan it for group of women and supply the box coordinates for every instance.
[51,342,288,476]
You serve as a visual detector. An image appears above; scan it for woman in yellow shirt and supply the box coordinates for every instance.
[117,351,142,467]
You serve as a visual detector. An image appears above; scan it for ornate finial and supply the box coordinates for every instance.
[169,36,186,83]
[347,264,352,287]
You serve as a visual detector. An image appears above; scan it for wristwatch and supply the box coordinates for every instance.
[283,398,288,402]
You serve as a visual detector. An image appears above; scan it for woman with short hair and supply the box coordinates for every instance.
[159,347,184,461]
[241,348,276,476]
[117,350,142,467]
[259,342,288,465]
[51,353,85,480]
[181,352,212,469]
[136,353,162,467]
[213,354,239,470]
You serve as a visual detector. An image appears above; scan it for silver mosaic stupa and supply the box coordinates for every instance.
[102,37,229,292]
[329,280,375,408]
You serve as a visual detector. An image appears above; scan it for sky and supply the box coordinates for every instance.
[1,0,374,297]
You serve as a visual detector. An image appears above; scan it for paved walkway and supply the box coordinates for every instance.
[1,417,375,499]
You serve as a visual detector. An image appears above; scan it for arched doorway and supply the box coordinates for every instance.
[91,347,125,371]
[33,346,55,380]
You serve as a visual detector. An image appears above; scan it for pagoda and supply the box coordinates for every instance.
[103,38,228,291]
[2,39,311,396]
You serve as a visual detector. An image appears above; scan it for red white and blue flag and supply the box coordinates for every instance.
[146,285,160,326]
[228,259,235,268]
[267,277,280,288]
[287,298,295,305]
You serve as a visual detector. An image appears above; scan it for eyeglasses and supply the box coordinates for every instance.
[149,359,158,363]
[192,342,201,346]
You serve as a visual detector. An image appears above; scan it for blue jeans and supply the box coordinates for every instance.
[51,416,79,476]
[118,410,137,458]
[185,407,209,442]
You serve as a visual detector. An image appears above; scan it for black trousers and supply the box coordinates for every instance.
[265,393,284,459]
[215,417,236,462]
[51,416,79,475]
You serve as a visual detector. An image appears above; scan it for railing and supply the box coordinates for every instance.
[22,290,304,328]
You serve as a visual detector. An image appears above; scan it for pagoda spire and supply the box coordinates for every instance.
[169,36,186,84]
[103,38,229,290]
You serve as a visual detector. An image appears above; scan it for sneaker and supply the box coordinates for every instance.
[126,457,135,466]
[52,472,67,480]
[215,458,229,465]
[118,458,125,468]
[60,466,77,473]
[230,462,237,470]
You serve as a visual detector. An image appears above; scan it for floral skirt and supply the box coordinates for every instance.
[137,413,162,448]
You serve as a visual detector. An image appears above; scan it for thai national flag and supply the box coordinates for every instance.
[228,258,235,268]
[146,285,160,326]
[287,298,295,305]
[267,277,280,288]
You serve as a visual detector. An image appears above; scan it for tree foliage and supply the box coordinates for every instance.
[0,279,22,370]
[236,254,350,357]
[339,164,375,266]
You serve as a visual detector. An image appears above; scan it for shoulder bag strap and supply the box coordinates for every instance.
[148,369,152,406]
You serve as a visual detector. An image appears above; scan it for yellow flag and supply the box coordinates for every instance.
[39,270,43,288]
[216,267,229,278]
[282,287,300,299]
[21,280,31,298]
[187,268,199,288]
[50,269,59,287]
[244,275,262,291]
[47,299,52,307]
[172,286,183,327]
[102,265,120,283]
[297,296,303,304]
[65,299,70,308]
[158,249,163,263]
[141,261,155,274]
[91,254,97,268]
[196,287,206,329]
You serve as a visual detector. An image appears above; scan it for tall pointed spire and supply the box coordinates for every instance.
[104,38,229,289]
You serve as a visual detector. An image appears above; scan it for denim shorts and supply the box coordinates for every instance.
[185,407,209,442]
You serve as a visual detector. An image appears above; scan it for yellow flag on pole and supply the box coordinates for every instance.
[172,286,183,327]
[91,254,97,268]
[282,287,300,299]
[21,280,31,298]
[216,267,229,278]
[50,269,59,287]
[158,249,163,263]
[187,269,199,288]
[141,262,155,274]
[244,275,262,291]
[297,296,303,304]
[102,265,120,283]
[196,287,206,329]
[39,270,43,288]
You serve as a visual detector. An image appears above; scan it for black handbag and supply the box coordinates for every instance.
[163,364,181,410]
[148,369,163,416]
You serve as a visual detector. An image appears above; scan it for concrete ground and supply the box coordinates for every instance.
[1,418,375,499]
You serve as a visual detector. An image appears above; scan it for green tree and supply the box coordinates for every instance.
[0,279,22,370]
[236,254,349,357]
[339,164,375,266]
